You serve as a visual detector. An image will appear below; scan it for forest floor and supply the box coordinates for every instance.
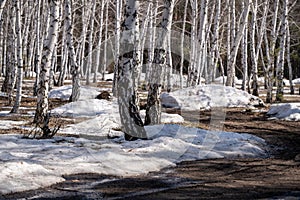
[1,79,300,199]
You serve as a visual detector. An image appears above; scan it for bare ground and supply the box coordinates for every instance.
[1,83,300,199]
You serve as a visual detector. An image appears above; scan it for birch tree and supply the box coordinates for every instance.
[241,1,248,91]
[226,0,251,87]
[86,0,96,85]
[65,0,80,102]
[145,0,174,126]
[286,20,294,94]
[265,0,279,103]
[11,0,23,113]
[118,0,147,140]
[179,0,189,89]
[34,0,60,138]
[276,0,288,102]
[94,0,106,83]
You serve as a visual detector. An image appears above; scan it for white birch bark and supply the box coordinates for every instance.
[195,0,208,85]
[241,1,248,91]
[145,0,174,126]
[112,0,122,96]
[226,0,251,87]
[34,0,60,137]
[265,0,280,103]
[286,20,294,94]
[118,0,147,140]
[166,0,175,92]
[179,0,189,89]
[276,0,288,102]
[94,0,106,83]
[102,1,109,81]
[11,0,23,113]
[86,0,96,85]
[65,0,80,102]
[210,0,221,83]
[188,0,198,87]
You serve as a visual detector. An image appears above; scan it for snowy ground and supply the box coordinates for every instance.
[1,81,299,195]
[0,124,267,195]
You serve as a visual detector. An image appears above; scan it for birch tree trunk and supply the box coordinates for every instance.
[94,0,106,83]
[195,0,208,85]
[102,1,109,81]
[276,0,288,102]
[11,0,23,113]
[34,0,60,137]
[286,21,294,94]
[179,0,189,89]
[249,0,258,96]
[266,0,279,103]
[65,0,80,102]
[188,0,198,87]
[33,0,42,96]
[165,0,175,92]
[4,4,17,105]
[226,0,251,87]
[118,0,147,140]
[112,0,122,96]
[241,1,248,91]
[0,0,6,78]
[210,0,221,83]
[86,0,96,85]
[145,0,174,126]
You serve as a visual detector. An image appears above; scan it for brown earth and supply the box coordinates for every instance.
[1,82,300,199]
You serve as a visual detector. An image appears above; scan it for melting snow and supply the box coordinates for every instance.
[161,84,264,110]
[267,103,300,121]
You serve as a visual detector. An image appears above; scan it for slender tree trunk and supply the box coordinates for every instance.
[94,1,106,83]
[266,0,279,103]
[179,0,188,89]
[249,0,258,96]
[86,0,96,85]
[188,0,198,87]
[226,0,251,87]
[102,1,109,81]
[241,1,248,91]
[210,0,221,83]
[34,0,60,137]
[145,0,174,126]
[112,0,122,96]
[286,21,294,94]
[276,0,288,102]
[166,0,175,92]
[11,0,23,113]
[65,0,80,102]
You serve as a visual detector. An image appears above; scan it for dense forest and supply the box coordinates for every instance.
[0,0,299,138]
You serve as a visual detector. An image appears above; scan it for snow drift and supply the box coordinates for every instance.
[161,84,265,110]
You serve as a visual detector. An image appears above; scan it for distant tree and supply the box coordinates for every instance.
[226,0,251,87]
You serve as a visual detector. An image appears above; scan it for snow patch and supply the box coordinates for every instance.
[161,84,265,110]
[267,103,300,121]
[0,125,266,194]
